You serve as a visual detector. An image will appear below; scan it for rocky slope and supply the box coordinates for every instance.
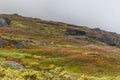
[0,14,120,48]
[0,14,120,79]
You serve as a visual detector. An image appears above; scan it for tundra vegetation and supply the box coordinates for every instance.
[0,14,119,80]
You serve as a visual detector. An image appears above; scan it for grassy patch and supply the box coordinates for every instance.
[0,51,32,59]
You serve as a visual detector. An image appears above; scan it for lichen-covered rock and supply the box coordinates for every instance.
[15,42,25,49]
[3,17,11,25]
[87,30,120,47]
[0,39,5,48]
[0,61,25,70]
[0,17,11,27]
[97,35,116,45]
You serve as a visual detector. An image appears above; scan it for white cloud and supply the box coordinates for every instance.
[0,0,120,33]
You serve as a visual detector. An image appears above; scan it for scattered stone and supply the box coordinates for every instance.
[0,39,5,48]
[0,61,25,70]
[15,42,25,49]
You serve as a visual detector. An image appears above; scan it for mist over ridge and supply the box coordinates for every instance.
[0,0,120,33]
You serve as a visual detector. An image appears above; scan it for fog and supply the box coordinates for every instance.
[0,0,120,33]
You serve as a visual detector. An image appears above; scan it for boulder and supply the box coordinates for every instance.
[0,61,25,70]
[0,39,5,48]
[15,42,25,49]
[6,61,25,70]
[0,17,11,27]
[3,17,11,25]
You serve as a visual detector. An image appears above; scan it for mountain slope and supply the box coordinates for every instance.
[0,14,120,79]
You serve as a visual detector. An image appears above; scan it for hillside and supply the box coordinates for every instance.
[0,14,120,80]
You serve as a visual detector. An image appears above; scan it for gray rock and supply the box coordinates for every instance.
[0,17,11,27]
[7,61,25,70]
[3,17,11,25]
[97,35,116,45]
[87,30,120,46]
[15,42,25,49]
[0,61,25,70]
[0,39,5,48]
[86,32,98,39]
[66,28,86,35]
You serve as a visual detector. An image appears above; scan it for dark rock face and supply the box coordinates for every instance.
[0,39,5,48]
[67,24,80,27]
[39,21,61,27]
[66,28,86,35]
[97,35,116,45]
[66,27,120,47]
[3,18,11,25]
[86,33,97,39]
[15,42,25,49]
[0,17,11,27]
[87,30,120,46]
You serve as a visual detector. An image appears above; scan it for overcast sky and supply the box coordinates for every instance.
[0,0,120,33]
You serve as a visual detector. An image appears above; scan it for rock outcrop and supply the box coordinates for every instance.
[0,17,11,27]
[66,27,120,47]
[0,39,5,48]
[0,14,120,48]
[66,28,86,36]
[87,29,120,47]
[0,38,25,49]
[15,42,25,49]
[0,61,25,70]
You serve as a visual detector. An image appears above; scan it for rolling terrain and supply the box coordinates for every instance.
[0,14,120,80]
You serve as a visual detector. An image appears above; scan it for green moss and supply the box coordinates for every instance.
[0,51,32,59]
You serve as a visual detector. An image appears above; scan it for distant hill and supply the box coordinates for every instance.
[0,14,120,79]
[0,14,120,48]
